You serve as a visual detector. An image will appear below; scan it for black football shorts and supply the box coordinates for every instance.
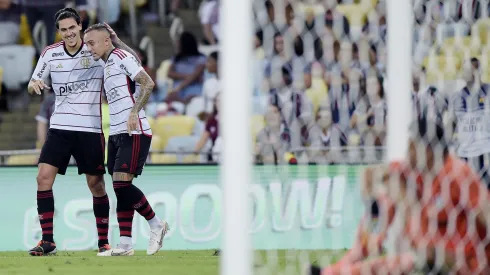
[38,129,106,175]
[107,133,151,177]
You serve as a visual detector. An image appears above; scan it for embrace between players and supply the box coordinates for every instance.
[27,8,168,256]
[308,117,490,275]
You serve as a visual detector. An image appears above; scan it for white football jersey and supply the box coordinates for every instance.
[31,41,104,133]
[103,48,152,136]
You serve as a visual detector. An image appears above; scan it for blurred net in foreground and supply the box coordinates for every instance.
[250,0,490,274]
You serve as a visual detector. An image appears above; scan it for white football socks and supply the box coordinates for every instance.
[148,215,162,230]
[119,236,132,250]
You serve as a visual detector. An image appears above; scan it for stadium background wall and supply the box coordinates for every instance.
[0,165,364,251]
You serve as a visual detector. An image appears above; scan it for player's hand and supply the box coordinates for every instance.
[127,111,139,136]
[104,22,119,43]
[28,79,50,95]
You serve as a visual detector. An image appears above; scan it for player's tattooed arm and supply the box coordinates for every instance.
[132,70,154,113]
[127,70,154,134]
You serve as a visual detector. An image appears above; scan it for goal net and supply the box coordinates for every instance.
[236,0,490,274]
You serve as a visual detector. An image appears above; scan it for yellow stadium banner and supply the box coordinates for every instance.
[19,14,33,46]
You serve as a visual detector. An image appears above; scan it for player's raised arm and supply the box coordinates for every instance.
[28,51,52,95]
[104,22,142,65]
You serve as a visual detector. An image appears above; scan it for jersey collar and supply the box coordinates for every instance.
[63,40,84,57]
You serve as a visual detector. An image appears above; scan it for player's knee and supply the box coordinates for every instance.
[112,172,134,182]
[86,175,106,196]
[36,173,55,190]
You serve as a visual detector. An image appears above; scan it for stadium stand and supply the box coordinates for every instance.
[1,0,490,166]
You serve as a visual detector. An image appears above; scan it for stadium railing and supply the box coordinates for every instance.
[139,36,155,69]
[32,20,47,54]
[0,147,387,166]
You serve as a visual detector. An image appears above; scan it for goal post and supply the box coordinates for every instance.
[386,0,412,163]
[220,0,253,274]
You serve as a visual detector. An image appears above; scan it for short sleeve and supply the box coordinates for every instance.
[120,54,144,81]
[31,52,51,81]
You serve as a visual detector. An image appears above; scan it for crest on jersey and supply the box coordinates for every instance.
[81,57,91,68]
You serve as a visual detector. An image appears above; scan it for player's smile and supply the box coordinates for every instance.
[66,35,76,41]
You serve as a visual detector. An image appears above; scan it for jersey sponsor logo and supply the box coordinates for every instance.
[37,62,47,78]
[52,52,64,57]
[56,64,63,69]
[81,57,91,68]
[106,88,121,102]
[120,64,130,75]
[59,81,88,94]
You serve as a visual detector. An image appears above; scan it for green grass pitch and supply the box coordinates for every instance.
[0,250,347,275]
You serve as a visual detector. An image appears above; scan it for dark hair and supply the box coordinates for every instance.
[255,30,263,45]
[313,38,323,60]
[175,31,200,62]
[265,0,274,10]
[55,8,81,29]
[209,51,219,61]
[281,65,292,86]
[84,23,110,34]
[293,36,304,56]
[352,43,359,54]
[369,43,377,55]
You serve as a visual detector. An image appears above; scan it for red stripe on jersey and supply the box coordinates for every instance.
[113,50,124,59]
[41,42,63,57]
[131,135,136,174]
[125,77,152,137]
[114,48,127,58]
[99,80,104,142]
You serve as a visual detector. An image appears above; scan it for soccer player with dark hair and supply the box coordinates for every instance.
[307,118,490,274]
[84,24,168,256]
[447,61,490,189]
[27,8,139,256]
